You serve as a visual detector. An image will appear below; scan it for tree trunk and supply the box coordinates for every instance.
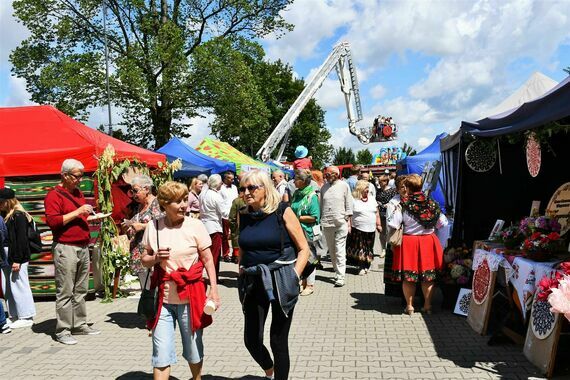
[150,104,172,149]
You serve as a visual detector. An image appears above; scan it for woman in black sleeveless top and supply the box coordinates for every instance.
[238,170,309,380]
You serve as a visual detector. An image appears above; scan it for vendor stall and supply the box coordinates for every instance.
[196,137,270,174]
[0,105,167,297]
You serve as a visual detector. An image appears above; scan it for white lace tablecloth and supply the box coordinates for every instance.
[473,248,558,320]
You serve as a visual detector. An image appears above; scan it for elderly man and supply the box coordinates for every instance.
[320,166,353,287]
[44,159,100,345]
[271,169,288,200]
[219,171,238,262]
[200,174,225,278]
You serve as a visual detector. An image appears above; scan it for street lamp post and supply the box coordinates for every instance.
[102,0,113,135]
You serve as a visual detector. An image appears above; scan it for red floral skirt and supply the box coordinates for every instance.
[392,233,443,282]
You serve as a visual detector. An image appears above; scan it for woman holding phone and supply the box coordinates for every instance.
[141,181,220,380]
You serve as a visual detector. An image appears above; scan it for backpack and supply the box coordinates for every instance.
[27,219,43,254]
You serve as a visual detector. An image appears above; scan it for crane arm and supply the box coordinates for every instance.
[256,41,367,162]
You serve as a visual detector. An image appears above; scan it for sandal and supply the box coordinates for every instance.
[421,307,432,315]
[404,306,414,316]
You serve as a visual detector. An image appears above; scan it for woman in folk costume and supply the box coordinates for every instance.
[387,174,447,315]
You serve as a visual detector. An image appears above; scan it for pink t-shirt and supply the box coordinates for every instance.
[143,216,212,304]
[293,157,312,169]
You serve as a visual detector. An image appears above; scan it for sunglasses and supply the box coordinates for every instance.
[67,173,83,180]
[239,184,263,193]
[127,187,145,197]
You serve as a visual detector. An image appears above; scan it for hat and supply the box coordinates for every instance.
[384,169,390,174]
[294,145,308,159]
[0,188,16,201]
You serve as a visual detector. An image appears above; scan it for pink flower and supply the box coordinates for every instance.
[560,262,570,275]
[548,275,570,323]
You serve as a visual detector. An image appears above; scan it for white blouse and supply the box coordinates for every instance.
[386,196,448,235]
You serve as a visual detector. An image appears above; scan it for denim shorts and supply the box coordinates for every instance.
[152,303,204,367]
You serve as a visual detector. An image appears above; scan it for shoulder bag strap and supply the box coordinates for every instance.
[143,219,160,289]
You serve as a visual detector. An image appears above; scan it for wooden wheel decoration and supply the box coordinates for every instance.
[546,182,570,236]
[526,133,541,177]
[531,300,556,340]
[472,258,491,305]
[465,140,496,173]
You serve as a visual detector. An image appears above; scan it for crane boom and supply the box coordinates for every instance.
[256,41,368,162]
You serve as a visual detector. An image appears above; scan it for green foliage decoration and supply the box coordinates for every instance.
[94,145,179,302]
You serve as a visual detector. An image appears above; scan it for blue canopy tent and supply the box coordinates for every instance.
[399,132,448,212]
[157,137,236,174]
[163,154,210,178]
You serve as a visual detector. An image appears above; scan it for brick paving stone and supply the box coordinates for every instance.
[0,252,558,379]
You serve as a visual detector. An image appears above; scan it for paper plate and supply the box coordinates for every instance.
[87,212,112,221]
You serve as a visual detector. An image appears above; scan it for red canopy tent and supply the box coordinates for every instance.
[0,105,165,180]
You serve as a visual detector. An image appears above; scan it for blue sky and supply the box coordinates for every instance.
[2,0,570,159]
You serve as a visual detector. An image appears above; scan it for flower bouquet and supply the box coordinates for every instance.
[498,224,525,249]
[519,216,563,261]
[441,245,473,309]
[535,262,570,323]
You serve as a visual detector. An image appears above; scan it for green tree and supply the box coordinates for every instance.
[356,148,373,165]
[402,142,417,157]
[564,66,570,76]
[333,147,356,165]
[11,0,293,148]
[196,39,333,167]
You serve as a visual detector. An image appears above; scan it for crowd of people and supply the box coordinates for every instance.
[0,148,449,380]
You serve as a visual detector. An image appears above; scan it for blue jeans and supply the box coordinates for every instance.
[152,303,204,368]
[0,301,6,326]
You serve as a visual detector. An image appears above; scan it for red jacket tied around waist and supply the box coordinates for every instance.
[147,261,212,332]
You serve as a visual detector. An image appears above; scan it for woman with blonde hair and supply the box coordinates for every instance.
[347,180,381,275]
[0,188,36,328]
[186,177,203,218]
[141,181,220,380]
[238,170,309,380]
[387,174,447,315]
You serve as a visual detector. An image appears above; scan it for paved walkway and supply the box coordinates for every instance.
[0,259,552,379]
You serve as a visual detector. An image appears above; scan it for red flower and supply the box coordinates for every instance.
[530,232,542,240]
[547,232,560,241]
[536,290,551,301]
[559,262,570,275]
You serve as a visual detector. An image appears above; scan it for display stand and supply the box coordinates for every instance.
[523,294,564,378]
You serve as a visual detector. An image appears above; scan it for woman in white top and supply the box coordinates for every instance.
[347,180,381,275]
[387,174,447,315]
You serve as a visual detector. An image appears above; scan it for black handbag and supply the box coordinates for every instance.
[137,219,159,321]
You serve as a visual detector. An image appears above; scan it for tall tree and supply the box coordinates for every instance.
[333,147,356,165]
[356,148,373,165]
[195,39,333,167]
[11,0,293,148]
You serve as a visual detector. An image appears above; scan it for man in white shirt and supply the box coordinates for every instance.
[271,169,288,201]
[219,171,238,262]
[200,174,225,278]
[321,166,353,287]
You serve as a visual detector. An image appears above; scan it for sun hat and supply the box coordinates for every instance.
[294,145,308,159]
[0,188,16,201]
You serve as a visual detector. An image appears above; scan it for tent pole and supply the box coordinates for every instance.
[102,0,113,135]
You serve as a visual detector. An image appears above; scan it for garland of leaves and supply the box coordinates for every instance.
[94,145,180,302]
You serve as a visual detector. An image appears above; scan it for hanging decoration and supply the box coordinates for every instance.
[465,139,496,173]
[94,144,180,302]
[526,132,542,177]
[547,182,570,236]
[472,258,491,305]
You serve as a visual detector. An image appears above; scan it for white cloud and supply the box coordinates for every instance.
[370,84,386,100]
[2,76,33,106]
[264,0,356,63]
[0,0,29,69]
[417,137,431,148]
[181,113,216,149]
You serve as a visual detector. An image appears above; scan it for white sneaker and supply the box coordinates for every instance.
[358,269,366,276]
[334,277,345,287]
[10,319,34,329]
